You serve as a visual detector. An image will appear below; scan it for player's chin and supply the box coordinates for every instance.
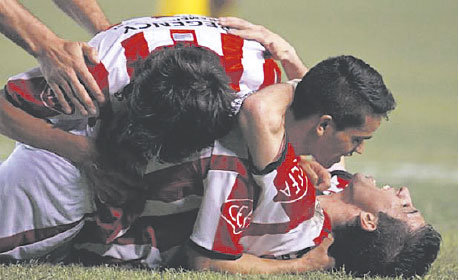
[322,157,340,169]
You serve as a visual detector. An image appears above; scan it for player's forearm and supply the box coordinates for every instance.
[280,50,308,80]
[188,251,314,274]
[0,92,93,163]
[52,0,110,35]
[0,0,63,57]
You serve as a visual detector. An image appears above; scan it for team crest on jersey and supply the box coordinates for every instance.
[273,157,309,203]
[221,199,253,235]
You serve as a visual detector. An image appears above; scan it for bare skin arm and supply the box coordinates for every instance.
[219,17,308,80]
[0,0,108,116]
[0,89,94,164]
[52,0,110,35]
[238,83,294,170]
[185,235,334,274]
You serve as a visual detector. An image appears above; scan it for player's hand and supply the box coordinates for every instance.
[36,39,105,116]
[218,17,296,62]
[300,234,335,271]
[298,155,331,192]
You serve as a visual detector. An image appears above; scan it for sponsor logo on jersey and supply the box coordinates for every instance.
[273,157,308,203]
[221,199,253,235]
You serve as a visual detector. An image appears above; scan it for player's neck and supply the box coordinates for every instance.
[317,193,360,229]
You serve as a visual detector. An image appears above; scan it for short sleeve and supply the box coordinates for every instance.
[189,154,254,259]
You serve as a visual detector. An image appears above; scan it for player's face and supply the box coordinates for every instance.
[314,114,381,168]
[342,173,426,231]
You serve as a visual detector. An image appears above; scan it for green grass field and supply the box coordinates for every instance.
[0,0,457,279]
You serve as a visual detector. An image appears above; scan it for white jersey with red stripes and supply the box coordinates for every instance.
[73,129,331,265]
[5,15,280,127]
[1,15,331,266]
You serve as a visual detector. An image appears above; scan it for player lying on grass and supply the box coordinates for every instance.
[75,50,439,278]
[0,15,440,278]
[70,19,439,278]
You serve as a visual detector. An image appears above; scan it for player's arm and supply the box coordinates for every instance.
[219,17,308,80]
[52,0,110,35]
[184,236,335,274]
[0,89,95,164]
[0,0,106,116]
[238,83,294,170]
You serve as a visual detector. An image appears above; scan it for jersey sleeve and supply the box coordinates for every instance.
[4,61,110,122]
[189,150,254,260]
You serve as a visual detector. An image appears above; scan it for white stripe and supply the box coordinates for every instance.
[251,170,291,224]
[143,29,174,52]
[239,40,267,94]
[190,169,239,250]
[141,195,202,216]
[103,43,130,95]
[195,28,224,56]
[73,243,162,268]
[240,204,325,257]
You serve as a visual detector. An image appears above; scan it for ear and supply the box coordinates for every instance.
[359,211,378,232]
[316,115,333,136]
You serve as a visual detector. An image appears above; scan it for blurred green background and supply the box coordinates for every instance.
[0,0,456,277]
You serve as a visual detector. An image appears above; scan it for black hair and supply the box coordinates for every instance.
[329,212,441,278]
[96,44,234,177]
[293,55,396,130]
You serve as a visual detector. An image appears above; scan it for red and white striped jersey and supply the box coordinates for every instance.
[74,130,331,265]
[3,15,328,266]
[4,15,281,125]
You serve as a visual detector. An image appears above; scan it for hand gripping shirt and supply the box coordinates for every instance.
[4,15,281,130]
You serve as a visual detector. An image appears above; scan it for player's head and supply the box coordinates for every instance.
[328,173,441,278]
[288,55,396,168]
[97,44,234,174]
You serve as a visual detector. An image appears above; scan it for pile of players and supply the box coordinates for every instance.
[0,2,440,279]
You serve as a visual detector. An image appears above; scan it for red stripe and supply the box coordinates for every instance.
[220,33,244,92]
[6,78,61,118]
[313,211,332,245]
[210,155,249,176]
[87,62,109,94]
[121,32,151,77]
[212,173,253,256]
[259,58,282,90]
[7,79,46,106]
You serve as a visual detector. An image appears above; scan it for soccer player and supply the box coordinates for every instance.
[73,52,439,277]
[0,14,283,262]
[0,15,440,277]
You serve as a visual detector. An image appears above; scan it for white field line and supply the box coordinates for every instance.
[347,162,458,184]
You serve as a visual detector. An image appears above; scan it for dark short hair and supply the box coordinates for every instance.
[329,212,441,278]
[292,55,396,130]
[96,44,234,175]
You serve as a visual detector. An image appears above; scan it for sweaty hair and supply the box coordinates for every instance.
[292,55,396,130]
[329,212,442,278]
[96,44,234,176]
